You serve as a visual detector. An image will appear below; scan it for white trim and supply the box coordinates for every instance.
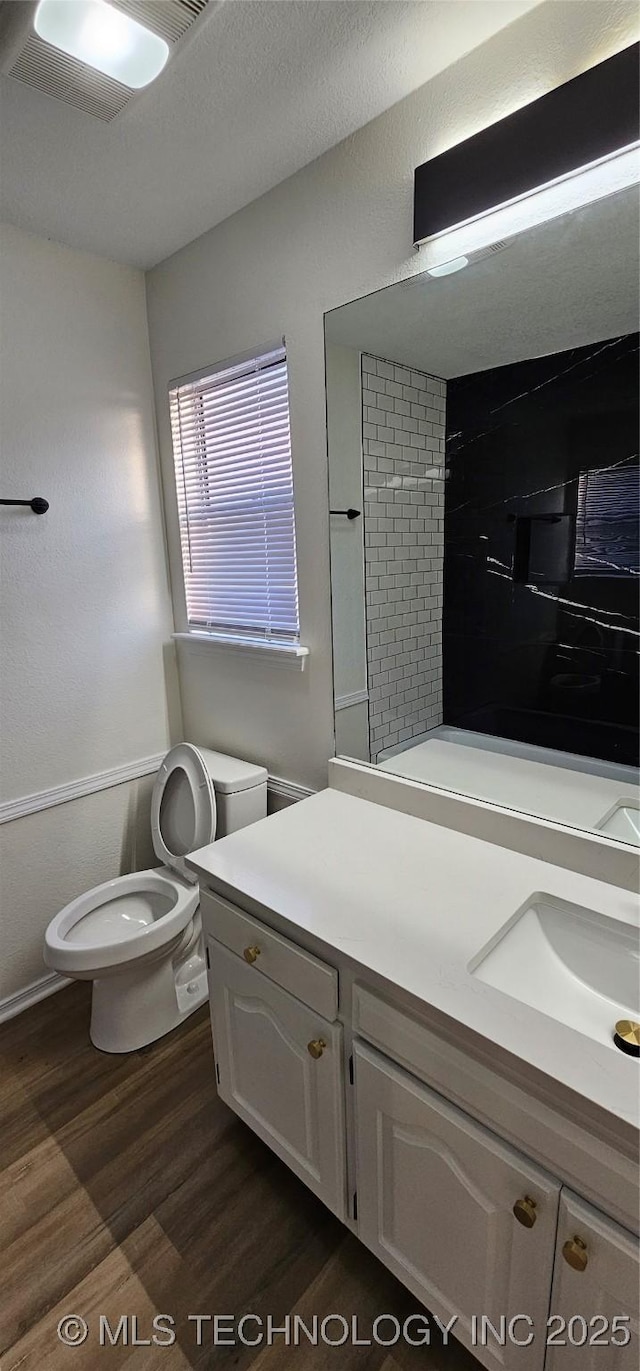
[0,754,165,826]
[0,970,71,1024]
[268,775,315,803]
[335,689,368,711]
[173,632,309,670]
[0,758,313,827]
[169,337,286,391]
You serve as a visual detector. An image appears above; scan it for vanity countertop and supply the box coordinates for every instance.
[188,787,639,1132]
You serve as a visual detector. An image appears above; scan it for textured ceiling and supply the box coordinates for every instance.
[0,0,541,267]
[325,188,640,378]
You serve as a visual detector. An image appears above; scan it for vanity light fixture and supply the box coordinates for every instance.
[34,0,169,89]
[414,43,639,272]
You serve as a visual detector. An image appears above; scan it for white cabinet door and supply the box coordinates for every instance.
[354,1043,560,1371]
[209,939,346,1219]
[546,1191,639,1371]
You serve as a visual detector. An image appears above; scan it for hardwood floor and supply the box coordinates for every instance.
[0,983,477,1370]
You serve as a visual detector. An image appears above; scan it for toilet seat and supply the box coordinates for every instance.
[44,868,199,975]
[151,742,217,878]
[44,744,218,984]
[42,741,265,1051]
[44,744,219,977]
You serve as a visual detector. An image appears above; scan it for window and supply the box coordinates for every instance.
[169,346,300,643]
[574,463,639,577]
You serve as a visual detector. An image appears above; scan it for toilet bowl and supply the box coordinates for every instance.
[44,743,267,1053]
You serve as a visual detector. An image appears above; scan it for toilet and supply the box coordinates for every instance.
[44,744,267,1053]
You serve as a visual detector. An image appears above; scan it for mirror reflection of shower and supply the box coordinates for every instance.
[325,187,640,844]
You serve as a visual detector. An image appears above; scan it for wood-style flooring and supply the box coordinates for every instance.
[0,982,476,1370]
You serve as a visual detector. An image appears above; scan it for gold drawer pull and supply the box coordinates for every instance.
[513,1196,538,1228]
[243,945,261,965]
[307,1039,326,1060]
[562,1237,588,1272]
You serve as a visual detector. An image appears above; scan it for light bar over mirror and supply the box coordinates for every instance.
[413,43,640,273]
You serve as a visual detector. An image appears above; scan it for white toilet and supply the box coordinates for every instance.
[44,744,267,1053]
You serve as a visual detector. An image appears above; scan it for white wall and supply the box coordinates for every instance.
[326,344,369,762]
[327,344,366,705]
[146,1,638,793]
[0,224,176,1004]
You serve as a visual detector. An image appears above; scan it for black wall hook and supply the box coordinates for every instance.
[330,508,361,520]
[1,497,49,515]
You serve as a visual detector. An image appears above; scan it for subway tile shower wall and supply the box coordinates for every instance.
[362,354,446,762]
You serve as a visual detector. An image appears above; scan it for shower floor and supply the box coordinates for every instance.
[377,726,639,841]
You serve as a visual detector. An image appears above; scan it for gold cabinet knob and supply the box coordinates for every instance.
[562,1236,588,1272]
[513,1196,538,1228]
[307,1038,326,1059]
[243,945,261,965]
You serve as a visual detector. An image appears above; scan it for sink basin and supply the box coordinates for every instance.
[597,800,640,846]
[469,895,640,1051]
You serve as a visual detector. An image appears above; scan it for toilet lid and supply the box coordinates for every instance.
[151,743,217,878]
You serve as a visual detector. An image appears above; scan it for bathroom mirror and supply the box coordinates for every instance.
[325,185,640,844]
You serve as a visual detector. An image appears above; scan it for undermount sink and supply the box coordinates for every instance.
[469,895,640,1051]
[596,800,640,846]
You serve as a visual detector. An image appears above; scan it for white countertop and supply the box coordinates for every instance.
[188,789,640,1131]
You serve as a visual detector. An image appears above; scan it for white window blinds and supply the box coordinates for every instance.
[169,346,300,641]
[574,464,640,577]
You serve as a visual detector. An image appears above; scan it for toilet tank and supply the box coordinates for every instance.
[200,748,268,837]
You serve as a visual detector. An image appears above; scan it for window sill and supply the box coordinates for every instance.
[172,632,309,671]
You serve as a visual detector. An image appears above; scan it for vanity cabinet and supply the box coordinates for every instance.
[546,1192,640,1370]
[354,1042,560,1371]
[202,890,638,1371]
[207,939,346,1219]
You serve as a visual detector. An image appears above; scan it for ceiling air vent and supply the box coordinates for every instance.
[3,0,210,121]
[468,237,515,262]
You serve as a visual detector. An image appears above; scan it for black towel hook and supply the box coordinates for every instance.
[330,508,360,520]
[1,497,49,515]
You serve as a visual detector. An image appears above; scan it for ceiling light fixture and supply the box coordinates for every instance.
[34,0,169,89]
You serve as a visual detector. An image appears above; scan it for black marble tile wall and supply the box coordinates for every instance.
[442,334,639,768]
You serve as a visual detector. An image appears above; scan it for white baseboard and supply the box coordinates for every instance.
[0,970,72,1024]
[267,775,315,803]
